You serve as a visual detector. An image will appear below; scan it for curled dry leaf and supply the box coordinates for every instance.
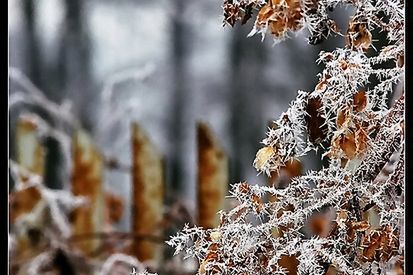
[210,231,221,242]
[315,80,327,92]
[336,210,348,225]
[277,254,299,275]
[255,0,303,38]
[198,242,222,274]
[346,16,372,51]
[251,194,264,213]
[223,0,241,27]
[339,132,357,160]
[315,75,331,92]
[329,122,369,160]
[254,146,275,171]
[397,54,404,68]
[10,186,42,223]
[284,158,302,178]
[351,220,370,232]
[238,182,251,194]
[362,231,384,262]
[353,90,367,112]
[361,225,399,262]
[326,265,338,275]
[354,123,369,157]
[336,107,349,128]
[198,260,207,275]
[305,96,327,144]
[307,213,333,238]
[223,0,258,27]
[345,220,370,243]
[339,59,348,70]
[256,2,276,26]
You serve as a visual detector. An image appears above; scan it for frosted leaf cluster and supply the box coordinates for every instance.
[169,0,404,273]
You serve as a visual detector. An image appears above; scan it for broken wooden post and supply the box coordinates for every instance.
[197,122,229,229]
[16,115,45,178]
[71,130,105,255]
[11,116,46,266]
[130,122,164,265]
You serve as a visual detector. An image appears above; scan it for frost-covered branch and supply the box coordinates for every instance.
[169,0,404,273]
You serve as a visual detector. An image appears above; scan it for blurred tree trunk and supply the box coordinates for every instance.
[46,0,93,189]
[22,0,42,89]
[13,0,93,190]
[55,0,94,131]
[168,0,190,192]
[20,1,58,190]
[228,22,268,183]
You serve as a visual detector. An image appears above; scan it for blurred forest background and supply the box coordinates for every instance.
[9,0,349,233]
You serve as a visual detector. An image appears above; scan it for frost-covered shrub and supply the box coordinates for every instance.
[168,0,404,274]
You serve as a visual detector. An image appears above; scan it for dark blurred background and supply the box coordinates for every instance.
[9,0,348,231]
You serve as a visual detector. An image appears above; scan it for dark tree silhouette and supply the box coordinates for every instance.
[228,21,268,183]
[168,0,191,192]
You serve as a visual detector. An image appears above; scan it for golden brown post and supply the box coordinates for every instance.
[71,130,105,255]
[131,122,164,264]
[197,122,229,229]
[16,116,45,178]
[12,116,46,271]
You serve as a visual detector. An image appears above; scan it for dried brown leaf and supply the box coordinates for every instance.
[305,96,327,144]
[353,90,367,112]
[346,17,372,51]
[255,146,275,171]
[339,132,357,160]
[278,255,299,275]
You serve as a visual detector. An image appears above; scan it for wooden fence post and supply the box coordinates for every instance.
[12,116,45,223]
[10,116,45,267]
[71,130,105,255]
[16,115,45,178]
[130,122,164,265]
[197,122,229,229]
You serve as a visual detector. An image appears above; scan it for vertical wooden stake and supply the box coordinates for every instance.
[131,122,164,264]
[16,116,45,178]
[71,130,105,255]
[197,122,229,229]
[11,116,45,264]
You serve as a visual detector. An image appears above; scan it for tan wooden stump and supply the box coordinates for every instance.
[71,130,105,256]
[130,122,164,265]
[16,116,45,178]
[11,116,46,266]
[197,122,229,229]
